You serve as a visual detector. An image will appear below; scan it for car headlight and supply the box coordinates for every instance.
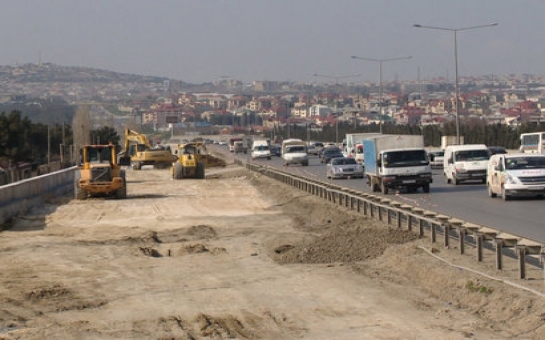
[455,167,467,173]
[505,174,520,184]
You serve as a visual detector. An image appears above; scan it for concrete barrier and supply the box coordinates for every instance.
[0,167,76,226]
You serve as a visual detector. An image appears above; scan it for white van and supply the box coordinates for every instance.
[487,153,545,200]
[444,144,489,185]
[251,140,271,160]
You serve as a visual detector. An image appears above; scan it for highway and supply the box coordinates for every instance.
[217,145,544,244]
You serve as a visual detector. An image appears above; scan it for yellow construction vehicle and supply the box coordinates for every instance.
[171,142,206,179]
[119,128,176,170]
[75,143,129,200]
[170,142,226,179]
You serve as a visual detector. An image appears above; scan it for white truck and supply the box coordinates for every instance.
[363,135,432,194]
[443,144,489,185]
[344,133,382,165]
[282,138,309,166]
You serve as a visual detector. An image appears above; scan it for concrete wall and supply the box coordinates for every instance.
[0,167,76,226]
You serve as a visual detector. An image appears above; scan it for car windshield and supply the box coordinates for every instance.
[382,150,429,168]
[455,150,489,161]
[505,156,545,170]
[333,158,357,166]
[286,146,305,153]
[255,145,269,151]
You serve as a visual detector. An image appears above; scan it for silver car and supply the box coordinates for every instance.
[326,157,364,179]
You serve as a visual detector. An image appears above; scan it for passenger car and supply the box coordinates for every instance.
[428,150,444,168]
[326,157,364,179]
[320,147,344,164]
[488,146,508,156]
[270,144,281,157]
[307,142,324,155]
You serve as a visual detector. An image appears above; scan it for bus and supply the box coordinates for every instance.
[520,132,545,154]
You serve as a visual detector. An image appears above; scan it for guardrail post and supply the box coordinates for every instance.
[443,224,450,248]
[517,246,527,279]
[419,219,425,237]
[370,202,374,218]
[476,234,483,262]
[495,239,504,270]
[356,199,361,213]
[459,227,466,255]
[363,201,368,216]
[431,223,436,243]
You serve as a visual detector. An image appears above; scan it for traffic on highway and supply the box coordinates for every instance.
[211,139,545,244]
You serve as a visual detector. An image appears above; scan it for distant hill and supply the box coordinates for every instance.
[0,63,171,83]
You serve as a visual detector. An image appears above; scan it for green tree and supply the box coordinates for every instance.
[0,111,33,163]
[90,126,121,149]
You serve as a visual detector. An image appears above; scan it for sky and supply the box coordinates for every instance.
[0,0,544,84]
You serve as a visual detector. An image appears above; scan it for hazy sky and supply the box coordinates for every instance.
[1,0,543,84]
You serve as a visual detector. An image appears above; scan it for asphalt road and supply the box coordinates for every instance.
[217,145,544,244]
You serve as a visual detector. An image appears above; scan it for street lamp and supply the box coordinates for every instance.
[413,23,498,145]
[350,55,412,133]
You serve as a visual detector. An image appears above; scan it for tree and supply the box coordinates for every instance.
[0,111,33,163]
[90,126,121,148]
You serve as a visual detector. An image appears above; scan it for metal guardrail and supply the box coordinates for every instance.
[239,159,545,280]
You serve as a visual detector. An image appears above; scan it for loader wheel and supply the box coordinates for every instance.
[74,176,87,200]
[132,162,142,170]
[196,162,205,179]
[116,171,127,199]
[173,162,184,179]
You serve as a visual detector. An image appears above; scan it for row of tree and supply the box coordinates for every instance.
[0,108,120,169]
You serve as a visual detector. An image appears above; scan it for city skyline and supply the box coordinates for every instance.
[1,1,543,84]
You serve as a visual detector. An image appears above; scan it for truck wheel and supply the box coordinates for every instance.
[196,162,205,179]
[116,171,127,199]
[453,175,459,185]
[444,174,451,184]
[381,183,389,195]
[501,186,510,201]
[302,160,309,166]
[173,162,184,179]
[488,185,496,198]
[422,183,430,193]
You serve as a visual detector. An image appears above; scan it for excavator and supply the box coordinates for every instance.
[171,142,226,179]
[119,128,176,170]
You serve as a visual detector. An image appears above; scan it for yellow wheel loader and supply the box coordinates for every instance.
[171,142,206,179]
[75,143,130,200]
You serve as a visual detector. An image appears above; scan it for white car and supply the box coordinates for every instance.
[428,151,444,168]
[326,157,364,179]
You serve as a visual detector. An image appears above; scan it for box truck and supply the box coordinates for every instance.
[344,133,382,164]
[363,135,432,194]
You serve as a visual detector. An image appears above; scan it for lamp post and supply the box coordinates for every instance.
[350,55,412,133]
[413,23,498,145]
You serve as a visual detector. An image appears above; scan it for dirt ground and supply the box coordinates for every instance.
[1,162,545,339]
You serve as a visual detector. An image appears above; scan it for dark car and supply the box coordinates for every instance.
[270,144,281,157]
[488,146,508,156]
[320,147,344,164]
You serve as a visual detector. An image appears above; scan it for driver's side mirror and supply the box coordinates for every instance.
[376,159,382,167]
[448,157,453,164]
